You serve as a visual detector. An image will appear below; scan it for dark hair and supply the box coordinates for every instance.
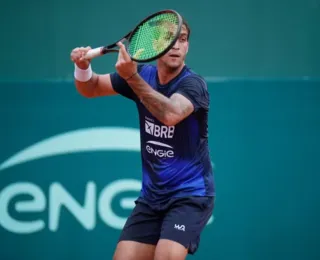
[182,18,191,40]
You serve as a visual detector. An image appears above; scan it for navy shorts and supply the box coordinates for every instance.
[118,196,214,254]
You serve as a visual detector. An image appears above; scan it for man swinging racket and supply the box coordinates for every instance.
[70,12,215,260]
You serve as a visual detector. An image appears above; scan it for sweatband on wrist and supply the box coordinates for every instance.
[74,64,93,82]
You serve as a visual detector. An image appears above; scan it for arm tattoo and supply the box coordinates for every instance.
[174,96,191,118]
[126,74,193,125]
[127,75,176,123]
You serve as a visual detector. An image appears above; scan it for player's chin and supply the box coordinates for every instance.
[167,60,183,69]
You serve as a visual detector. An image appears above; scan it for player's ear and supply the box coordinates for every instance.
[186,42,189,54]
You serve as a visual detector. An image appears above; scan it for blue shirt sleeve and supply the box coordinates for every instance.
[175,75,209,112]
[110,65,145,101]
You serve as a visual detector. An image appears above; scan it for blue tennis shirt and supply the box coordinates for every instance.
[111,64,215,203]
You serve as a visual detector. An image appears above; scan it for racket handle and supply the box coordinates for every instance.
[84,47,103,60]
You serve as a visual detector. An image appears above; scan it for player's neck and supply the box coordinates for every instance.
[157,63,185,85]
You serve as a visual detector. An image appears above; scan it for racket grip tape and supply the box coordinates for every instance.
[84,47,103,60]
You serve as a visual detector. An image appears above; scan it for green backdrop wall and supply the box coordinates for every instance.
[0,79,319,259]
[1,0,319,81]
[1,0,319,259]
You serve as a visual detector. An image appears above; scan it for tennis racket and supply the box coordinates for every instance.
[84,9,183,63]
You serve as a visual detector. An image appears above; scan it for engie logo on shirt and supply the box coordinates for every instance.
[145,120,175,138]
[146,141,174,158]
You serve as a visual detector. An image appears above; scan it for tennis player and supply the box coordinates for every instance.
[70,20,215,260]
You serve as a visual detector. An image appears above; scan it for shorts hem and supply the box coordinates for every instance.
[159,236,198,255]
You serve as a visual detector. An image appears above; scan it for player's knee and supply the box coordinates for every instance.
[154,239,188,260]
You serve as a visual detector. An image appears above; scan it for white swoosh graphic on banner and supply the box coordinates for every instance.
[0,127,140,171]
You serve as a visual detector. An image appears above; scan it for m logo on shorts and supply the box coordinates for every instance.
[174,224,185,231]
[145,120,175,139]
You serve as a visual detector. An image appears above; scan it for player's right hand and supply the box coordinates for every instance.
[70,46,92,69]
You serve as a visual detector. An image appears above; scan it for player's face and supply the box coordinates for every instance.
[158,25,189,71]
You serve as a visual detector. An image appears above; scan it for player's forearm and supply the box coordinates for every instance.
[127,75,177,125]
[75,73,99,98]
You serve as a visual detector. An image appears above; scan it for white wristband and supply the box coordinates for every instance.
[74,63,93,82]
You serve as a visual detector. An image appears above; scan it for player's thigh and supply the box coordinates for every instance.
[113,240,156,260]
[157,196,214,257]
[154,239,188,260]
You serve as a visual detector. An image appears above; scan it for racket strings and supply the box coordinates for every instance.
[128,13,179,60]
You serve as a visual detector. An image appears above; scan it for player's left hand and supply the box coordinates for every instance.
[116,42,138,81]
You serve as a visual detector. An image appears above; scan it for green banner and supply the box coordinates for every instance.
[0,80,319,260]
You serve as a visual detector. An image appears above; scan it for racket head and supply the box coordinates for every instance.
[126,10,183,62]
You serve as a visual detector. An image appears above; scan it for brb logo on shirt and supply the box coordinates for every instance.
[145,118,175,158]
[145,119,175,139]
